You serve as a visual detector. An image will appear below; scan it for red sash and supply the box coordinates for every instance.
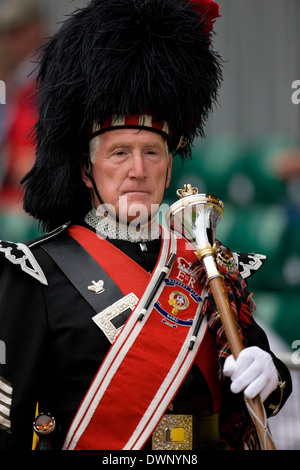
[63,225,221,450]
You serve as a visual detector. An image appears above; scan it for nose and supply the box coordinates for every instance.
[128,152,147,179]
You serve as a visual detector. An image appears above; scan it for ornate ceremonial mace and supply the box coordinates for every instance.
[166,184,276,450]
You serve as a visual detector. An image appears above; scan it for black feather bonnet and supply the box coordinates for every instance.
[22,0,222,231]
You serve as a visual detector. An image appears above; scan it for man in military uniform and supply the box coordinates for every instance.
[0,0,292,450]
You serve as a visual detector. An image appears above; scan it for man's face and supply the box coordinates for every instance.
[83,128,172,223]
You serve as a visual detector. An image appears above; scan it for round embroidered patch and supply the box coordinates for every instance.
[168,291,189,315]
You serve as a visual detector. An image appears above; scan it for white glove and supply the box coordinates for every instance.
[223,346,278,402]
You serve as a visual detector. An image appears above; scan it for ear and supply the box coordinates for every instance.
[165,153,173,188]
[81,154,93,189]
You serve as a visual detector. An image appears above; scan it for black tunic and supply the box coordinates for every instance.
[0,226,292,449]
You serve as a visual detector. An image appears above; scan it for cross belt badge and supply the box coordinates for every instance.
[88,280,105,295]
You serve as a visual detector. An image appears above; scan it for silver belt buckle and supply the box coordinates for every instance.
[152,415,193,450]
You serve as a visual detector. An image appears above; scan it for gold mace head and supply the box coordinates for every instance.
[176,184,199,199]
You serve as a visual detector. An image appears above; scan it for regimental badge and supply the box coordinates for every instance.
[168,291,189,315]
[154,278,202,329]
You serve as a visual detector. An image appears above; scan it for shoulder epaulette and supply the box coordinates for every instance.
[0,222,70,285]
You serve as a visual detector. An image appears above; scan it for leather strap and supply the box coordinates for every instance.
[41,233,124,314]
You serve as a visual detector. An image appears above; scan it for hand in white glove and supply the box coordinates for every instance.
[223,346,278,403]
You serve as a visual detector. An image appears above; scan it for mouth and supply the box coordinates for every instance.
[121,190,150,197]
